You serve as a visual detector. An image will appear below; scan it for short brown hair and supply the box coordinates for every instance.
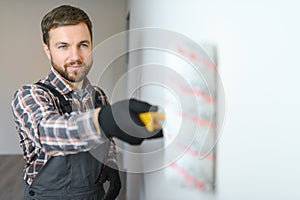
[41,5,93,45]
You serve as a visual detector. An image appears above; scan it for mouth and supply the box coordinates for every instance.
[68,65,82,70]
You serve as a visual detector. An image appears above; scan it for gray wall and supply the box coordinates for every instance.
[0,0,126,154]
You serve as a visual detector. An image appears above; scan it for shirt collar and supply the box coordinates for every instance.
[43,67,93,95]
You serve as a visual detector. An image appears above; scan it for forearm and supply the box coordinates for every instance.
[39,109,107,156]
[106,139,118,165]
[93,107,101,134]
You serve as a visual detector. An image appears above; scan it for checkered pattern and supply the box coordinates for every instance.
[11,67,117,185]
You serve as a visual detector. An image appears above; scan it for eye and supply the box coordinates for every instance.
[58,45,67,50]
[80,43,89,48]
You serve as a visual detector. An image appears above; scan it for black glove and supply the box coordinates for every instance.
[100,163,121,200]
[98,99,163,145]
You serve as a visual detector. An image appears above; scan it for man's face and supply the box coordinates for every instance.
[43,22,93,83]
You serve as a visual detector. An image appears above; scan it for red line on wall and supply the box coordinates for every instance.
[170,163,206,190]
[180,86,214,103]
[176,46,217,70]
[176,110,215,128]
[176,141,215,161]
[163,99,215,128]
[168,75,215,103]
[166,133,215,161]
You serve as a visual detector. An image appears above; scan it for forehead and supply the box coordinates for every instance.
[48,22,91,44]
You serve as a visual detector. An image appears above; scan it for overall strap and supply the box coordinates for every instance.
[35,82,72,114]
[94,89,104,108]
[35,82,103,114]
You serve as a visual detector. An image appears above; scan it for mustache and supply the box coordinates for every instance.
[65,60,84,67]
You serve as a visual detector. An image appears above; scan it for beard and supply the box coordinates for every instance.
[50,56,93,83]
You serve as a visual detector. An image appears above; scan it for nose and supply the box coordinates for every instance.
[69,47,81,62]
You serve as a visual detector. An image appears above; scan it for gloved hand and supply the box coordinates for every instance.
[100,162,121,200]
[98,99,163,145]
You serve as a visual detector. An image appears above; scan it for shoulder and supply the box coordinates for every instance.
[13,83,49,97]
[93,86,107,97]
[12,83,53,106]
[92,86,110,105]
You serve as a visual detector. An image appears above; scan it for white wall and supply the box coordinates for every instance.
[127,0,300,199]
[0,0,126,154]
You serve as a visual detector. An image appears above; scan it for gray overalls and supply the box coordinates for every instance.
[24,152,105,200]
[23,82,108,200]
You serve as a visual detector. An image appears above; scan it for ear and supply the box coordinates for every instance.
[43,43,51,60]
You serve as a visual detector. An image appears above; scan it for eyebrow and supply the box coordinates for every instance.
[54,41,68,47]
[54,40,91,47]
[79,40,91,45]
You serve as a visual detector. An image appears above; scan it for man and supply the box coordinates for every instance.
[11,5,162,200]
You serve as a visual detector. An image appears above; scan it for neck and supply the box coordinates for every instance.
[67,80,83,90]
[51,68,84,90]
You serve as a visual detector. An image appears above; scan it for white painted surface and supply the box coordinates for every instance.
[127,0,300,199]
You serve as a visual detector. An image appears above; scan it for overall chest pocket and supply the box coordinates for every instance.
[70,152,102,189]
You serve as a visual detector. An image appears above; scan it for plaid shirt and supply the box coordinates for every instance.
[11,67,117,185]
